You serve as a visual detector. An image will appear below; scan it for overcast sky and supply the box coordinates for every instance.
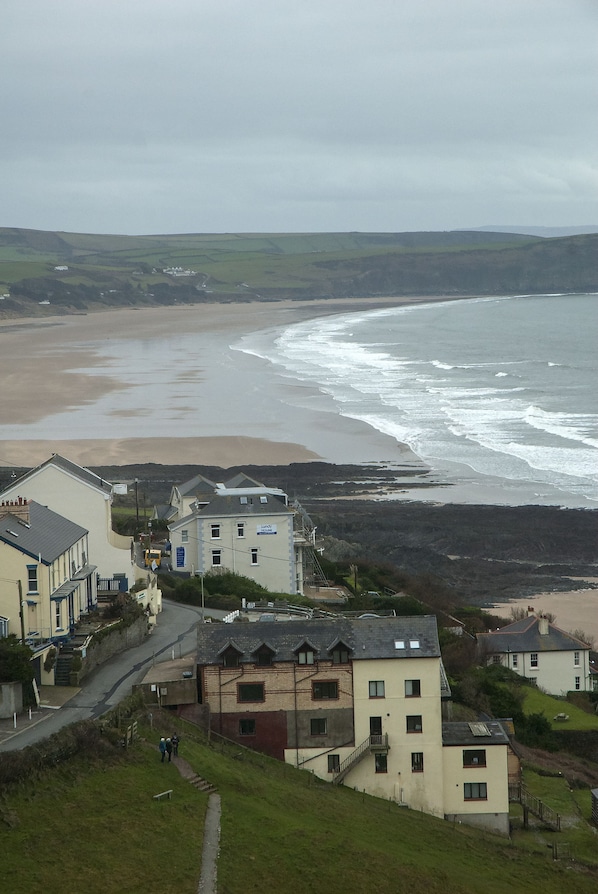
[1,0,596,235]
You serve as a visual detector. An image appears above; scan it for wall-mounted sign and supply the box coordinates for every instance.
[256,524,277,535]
[176,546,186,567]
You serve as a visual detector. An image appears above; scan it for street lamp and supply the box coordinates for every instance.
[200,573,205,624]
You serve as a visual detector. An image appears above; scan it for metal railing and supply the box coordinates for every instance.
[332,733,389,784]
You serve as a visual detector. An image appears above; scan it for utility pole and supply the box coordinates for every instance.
[17,579,25,643]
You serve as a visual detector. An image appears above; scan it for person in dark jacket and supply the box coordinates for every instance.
[159,737,167,763]
[165,737,173,762]
[171,733,179,757]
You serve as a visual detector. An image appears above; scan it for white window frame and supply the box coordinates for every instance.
[211,549,222,567]
[530,653,538,668]
[251,548,258,565]
[210,524,220,540]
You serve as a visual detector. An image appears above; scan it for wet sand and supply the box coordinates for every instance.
[0,296,444,470]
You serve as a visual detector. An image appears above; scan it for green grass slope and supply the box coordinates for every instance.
[2,717,597,893]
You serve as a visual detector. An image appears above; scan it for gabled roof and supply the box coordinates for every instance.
[0,501,87,564]
[176,474,217,498]
[478,615,589,654]
[223,473,263,489]
[198,615,441,665]
[4,453,113,496]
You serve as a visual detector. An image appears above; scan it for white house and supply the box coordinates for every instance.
[167,472,309,595]
[0,498,97,685]
[196,616,512,836]
[0,454,132,585]
[477,610,592,695]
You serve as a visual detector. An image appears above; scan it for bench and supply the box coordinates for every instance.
[153,789,173,801]
[553,713,569,722]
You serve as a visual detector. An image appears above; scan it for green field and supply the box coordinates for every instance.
[2,714,598,893]
[1,226,596,318]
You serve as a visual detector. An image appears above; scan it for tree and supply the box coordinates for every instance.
[0,635,34,705]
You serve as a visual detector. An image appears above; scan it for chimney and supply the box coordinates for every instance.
[538,616,549,636]
[0,497,30,523]
[527,606,535,617]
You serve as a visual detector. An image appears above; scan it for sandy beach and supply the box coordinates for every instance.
[0,296,444,470]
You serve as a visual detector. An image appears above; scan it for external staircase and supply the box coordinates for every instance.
[509,782,561,831]
[332,734,389,785]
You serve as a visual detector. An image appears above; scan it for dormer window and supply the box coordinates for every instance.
[297,647,315,665]
[260,495,268,503]
[222,647,241,668]
[331,644,350,664]
[255,646,275,667]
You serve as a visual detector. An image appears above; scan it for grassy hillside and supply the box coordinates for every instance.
[0,226,596,319]
[2,714,598,893]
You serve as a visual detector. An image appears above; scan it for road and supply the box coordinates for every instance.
[0,600,225,752]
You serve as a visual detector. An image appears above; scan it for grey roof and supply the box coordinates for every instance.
[198,615,441,665]
[0,501,87,564]
[7,453,114,496]
[195,493,290,518]
[442,720,510,747]
[177,474,217,497]
[478,615,589,654]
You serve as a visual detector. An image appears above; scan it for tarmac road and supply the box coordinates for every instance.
[0,599,222,752]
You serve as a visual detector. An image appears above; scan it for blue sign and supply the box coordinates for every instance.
[176,546,186,568]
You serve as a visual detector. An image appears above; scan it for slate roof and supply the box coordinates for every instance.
[0,501,87,564]
[177,474,217,497]
[6,453,114,495]
[478,615,589,654]
[442,720,510,747]
[197,615,441,665]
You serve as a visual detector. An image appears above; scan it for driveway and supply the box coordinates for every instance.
[0,600,225,751]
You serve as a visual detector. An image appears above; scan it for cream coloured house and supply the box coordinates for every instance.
[196,615,511,835]
[168,472,308,595]
[477,610,591,695]
[0,454,132,584]
[0,498,97,685]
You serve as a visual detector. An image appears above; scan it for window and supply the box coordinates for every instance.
[370,716,382,737]
[328,754,340,773]
[55,600,62,630]
[27,565,38,593]
[530,652,538,668]
[406,715,422,733]
[251,548,259,565]
[211,524,220,539]
[256,648,273,667]
[463,749,487,768]
[240,496,248,505]
[331,646,349,664]
[239,718,255,736]
[575,676,581,691]
[464,782,487,801]
[405,679,421,698]
[237,522,245,538]
[411,752,424,773]
[512,654,518,668]
[260,495,268,503]
[409,640,420,649]
[310,717,327,736]
[0,616,9,638]
[574,651,580,667]
[492,655,502,665]
[297,648,314,665]
[313,681,338,700]
[211,549,222,566]
[394,640,405,650]
[375,753,387,774]
[238,683,264,703]
[181,529,189,543]
[369,680,385,698]
[223,648,240,668]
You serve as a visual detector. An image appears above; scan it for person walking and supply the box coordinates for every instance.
[165,737,173,762]
[171,733,179,757]
[159,737,167,763]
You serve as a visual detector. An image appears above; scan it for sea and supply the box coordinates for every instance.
[235,293,598,508]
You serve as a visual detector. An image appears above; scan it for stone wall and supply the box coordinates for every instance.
[79,616,149,681]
